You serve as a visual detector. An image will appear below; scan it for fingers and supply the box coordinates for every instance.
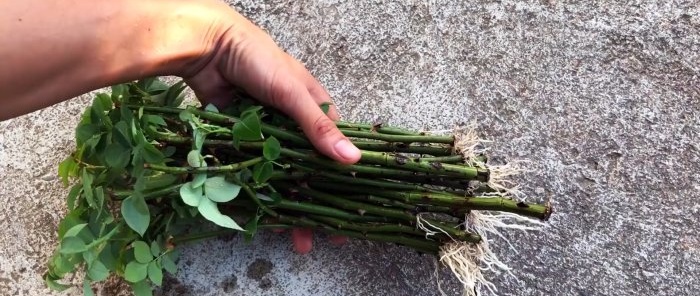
[291,228,313,254]
[264,68,361,164]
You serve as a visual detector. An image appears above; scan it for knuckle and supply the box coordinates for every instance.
[312,115,338,138]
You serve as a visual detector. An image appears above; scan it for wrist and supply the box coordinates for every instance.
[104,0,242,80]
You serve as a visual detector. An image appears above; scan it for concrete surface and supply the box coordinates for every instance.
[1,0,699,295]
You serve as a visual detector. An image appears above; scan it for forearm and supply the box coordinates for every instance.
[0,0,238,120]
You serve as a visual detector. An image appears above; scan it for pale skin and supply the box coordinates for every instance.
[0,0,360,254]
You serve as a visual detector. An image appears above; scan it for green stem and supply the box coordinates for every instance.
[276,182,480,242]
[336,122,422,136]
[273,215,441,254]
[289,164,443,193]
[144,157,263,174]
[307,215,425,236]
[341,130,454,144]
[309,181,551,220]
[360,151,489,181]
[419,155,465,163]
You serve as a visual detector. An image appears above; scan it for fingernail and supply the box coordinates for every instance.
[333,139,361,161]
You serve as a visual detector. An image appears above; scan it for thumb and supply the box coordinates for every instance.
[266,76,361,165]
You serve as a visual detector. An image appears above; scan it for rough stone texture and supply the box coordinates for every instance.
[1,0,699,295]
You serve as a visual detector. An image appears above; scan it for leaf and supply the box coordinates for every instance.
[83,279,95,296]
[178,110,193,122]
[44,275,71,292]
[131,280,154,296]
[64,223,88,238]
[197,198,244,230]
[133,241,153,264]
[320,102,332,114]
[148,261,163,286]
[244,210,262,242]
[113,120,132,147]
[204,104,219,113]
[263,137,281,160]
[67,184,82,210]
[192,173,207,188]
[231,111,262,141]
[124,261,149,283]
[104,143,131,169]
[98,243,117,272]
[141,174,178,191]
[144,115,166,126]
[121,195,150,236]
[204,176,241,203]
[58,157,77,186]
[51,253,77,276]
[82,169,96,208]
[194,129,205,151]
[252,162,273,184]
[60,237,87,254]
[187,150,206,168]
[87,260,109,281]
[162,146,176,158]
[142,143,164,164]
[150,241,160,257]
[57,210,84,239]
[111,84,128,101]
[165,80,187,107]
[179,182,203,207]
[76,123,100,146]
[161,253,178,275]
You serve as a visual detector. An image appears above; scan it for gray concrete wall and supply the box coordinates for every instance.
[1,1,698,295]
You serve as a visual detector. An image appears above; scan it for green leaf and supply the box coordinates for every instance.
[113,121,132,148]
[231,111,262,141]
[111,84,128,101]
[204,176,241,203]
[60,237,87,254]
[263,137,281,160]
[148,261,163,286]
[150,241,160,257]
[124,261,149,283]
[320,102,332,114]
[244,210,262,242]
[187,150,206,168]
[87,260,109,281]
[51,253,77,276]
[64,223,88,238]
[99,243,117,272]
[252,162,273,184]
[144,115,166,126]
[162,146,176,158]
[57,210,84,239]
[121,195,150,236]
[76,123,100,145]
[197,198,244,230]
[82,169,96,208]
[66,184,82,210]
[141,173,178,191]
[165,80,187,107]
[178,110,193,122]
[179,182,203,207]
[83,279,95,296]
[161,253,178,275]
[58,157,77,186]
[192,173,207,188]
[194,129,205,151]
[131,280,153,296]
[204,104,219,113]
[104,143,131,169]
[133,241,153,264]
[44,275,71,292]
[142,143,164,164]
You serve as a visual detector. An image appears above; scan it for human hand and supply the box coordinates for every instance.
[175,1,359,253]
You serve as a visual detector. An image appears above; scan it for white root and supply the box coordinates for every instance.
[436,211,545,296]
[418,126,548,295]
